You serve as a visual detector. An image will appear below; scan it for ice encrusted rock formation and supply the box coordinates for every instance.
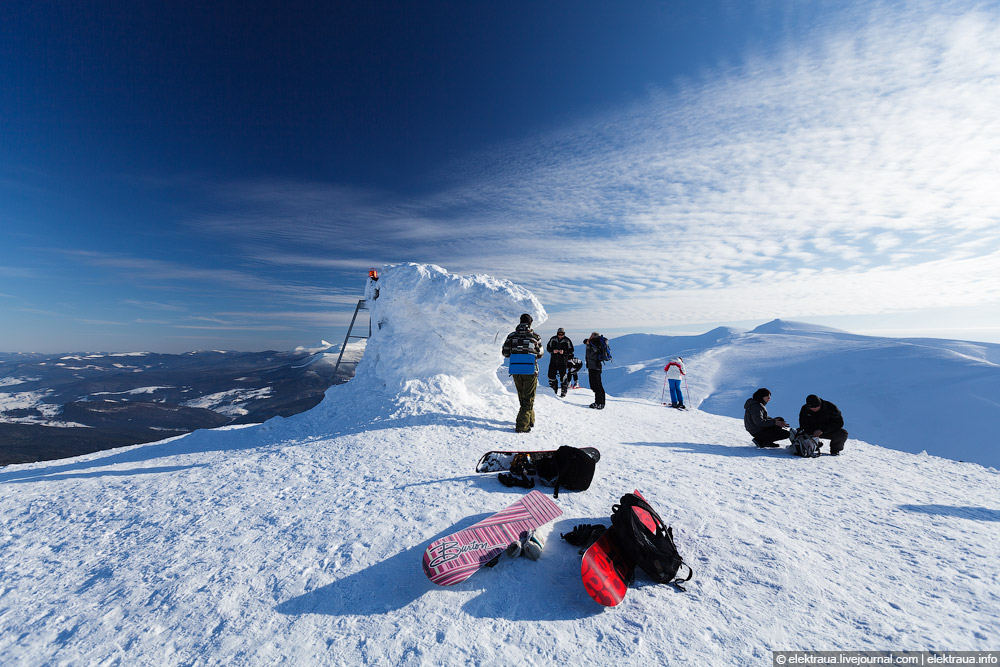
[338,263,546,415]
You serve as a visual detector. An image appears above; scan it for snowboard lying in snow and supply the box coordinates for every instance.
[422,490,562,586]
[475,447,600,474]
[581,490,658,607]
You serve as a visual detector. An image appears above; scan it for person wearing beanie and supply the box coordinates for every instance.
[584,332,607,409]
[501,313,544,433]
[798,394,848,455]
[545,327,574,397]
[743,388,790,447]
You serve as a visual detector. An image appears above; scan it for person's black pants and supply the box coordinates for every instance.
[818,428,848,454]
[753,425,790,446]
[588,369,605,407]
[548,363,567,392]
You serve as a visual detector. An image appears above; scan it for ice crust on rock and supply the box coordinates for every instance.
[344,263,545,414]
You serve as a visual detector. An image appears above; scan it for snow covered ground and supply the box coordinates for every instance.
[1,264,998,665]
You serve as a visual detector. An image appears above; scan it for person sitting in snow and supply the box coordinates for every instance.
[545,328,574,397]
[502,313,544,433]
[743,387,790,447]
[663,356,686,408]
[798,394,848,456]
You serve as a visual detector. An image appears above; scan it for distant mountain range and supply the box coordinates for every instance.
[7,317,1000,470]
[0,342,364,465]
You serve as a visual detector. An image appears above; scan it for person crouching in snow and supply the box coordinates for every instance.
[664,356,686,408]
[743,387,790,447]
[502,313,544,433]
[565,356,583,389]
[799,394,848,456]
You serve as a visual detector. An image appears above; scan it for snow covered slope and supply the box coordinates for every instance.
[1,266,997,665]
[602,320,1000,469]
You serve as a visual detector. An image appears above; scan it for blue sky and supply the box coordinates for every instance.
[2,1,999,353]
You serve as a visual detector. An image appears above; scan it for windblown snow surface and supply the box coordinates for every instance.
[1,263,997,666]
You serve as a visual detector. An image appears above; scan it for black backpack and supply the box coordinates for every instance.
[610,492,693,589]
[534,446,600,498]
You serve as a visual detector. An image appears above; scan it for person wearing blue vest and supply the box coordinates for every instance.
[502,313,544,433]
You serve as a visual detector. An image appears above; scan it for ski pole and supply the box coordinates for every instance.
[660,372,668,404]
[683,375,692,406]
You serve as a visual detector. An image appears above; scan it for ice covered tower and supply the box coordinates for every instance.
[352,263,546,412]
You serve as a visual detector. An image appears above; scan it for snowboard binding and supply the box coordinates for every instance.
[498,472,535,489]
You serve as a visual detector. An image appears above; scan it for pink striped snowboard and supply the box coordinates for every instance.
[422,490,562,586]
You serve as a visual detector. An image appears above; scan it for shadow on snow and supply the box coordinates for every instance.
[898,504,1000,522]
[275,515,605,622]
[0,409,510,485]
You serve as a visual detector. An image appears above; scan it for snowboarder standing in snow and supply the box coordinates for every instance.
[743,388,790,447]
[546,328,574,397]
[584,332,607,410]
[502,313,544,433]
[798,394,848,456]
[664,356,686,408]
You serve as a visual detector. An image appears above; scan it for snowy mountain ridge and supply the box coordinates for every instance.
[595,319,1000,469]
[1,264,997,665]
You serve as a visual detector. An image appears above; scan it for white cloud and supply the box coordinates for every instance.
[64,2,1000,342]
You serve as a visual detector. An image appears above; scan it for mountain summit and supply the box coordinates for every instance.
[1,264,997,665]
[748,319,850,335]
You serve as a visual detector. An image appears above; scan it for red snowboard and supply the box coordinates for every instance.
[581,490,657,607]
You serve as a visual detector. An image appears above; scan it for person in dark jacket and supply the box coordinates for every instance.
[798,394,848,455]
[743,387,790,447]
[501,313,544,433]
[546,328,574,397]
[584,332,607,409]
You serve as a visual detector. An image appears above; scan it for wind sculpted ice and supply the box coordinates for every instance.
[348,263,546,415]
